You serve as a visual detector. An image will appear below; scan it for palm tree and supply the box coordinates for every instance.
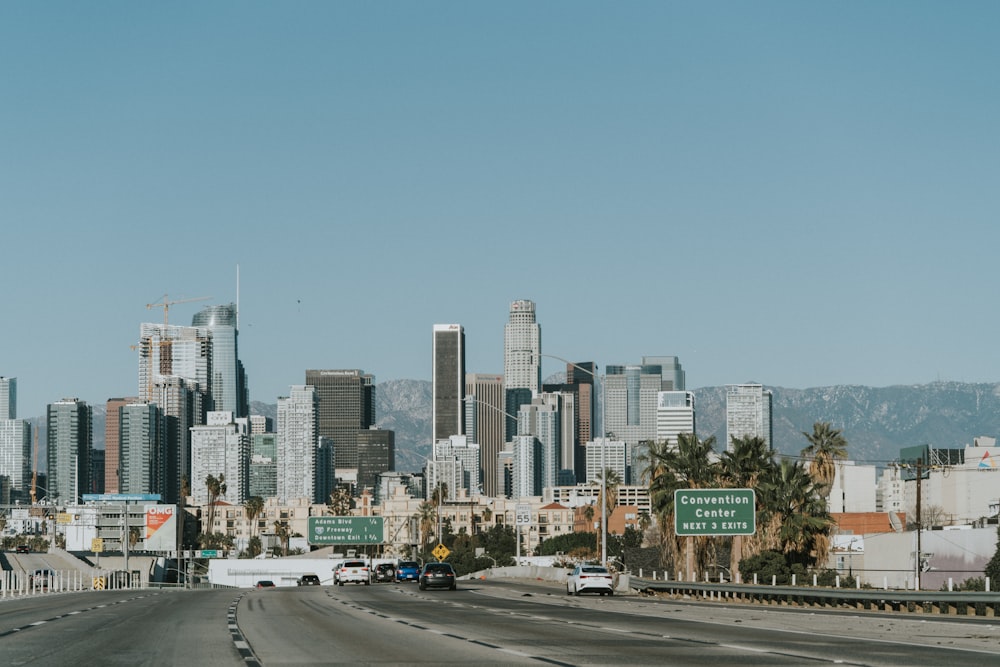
[757,457,834,567]
[273,520,290,557]
[718,435,776,575]
[801,422,849,500]
[204,474,226,535]
[415,501,437,552]
[244,496,265,539]
[646,432,719,579]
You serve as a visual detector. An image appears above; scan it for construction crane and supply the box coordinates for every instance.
[138,294,211,399]
[146,294,211,327]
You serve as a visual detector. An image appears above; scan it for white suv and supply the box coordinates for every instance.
[337,560,370,586]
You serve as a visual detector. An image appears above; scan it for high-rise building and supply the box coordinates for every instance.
[249,415,272,435]
[276,385,318,503]
[0,377,16,419]
[119,402,163,496]
[504,300,541,393]
[137,323,212,407]
[543,361,595,482]
[518,393,572,492]
[46,398,93,504]
[190,411,250,504]
[656,391,696,451]
[431,434,481,498]
[503,300,541,440]
[511,435,541,498]
[585,437,628,485]
[726,383,773,451]
[192,304,248,419]
[357,428,395,494]
[249,433,277,499]
[642,356,686,391]
[304,370,376,473]
[464,374,504,497]
[432,324,465,443]
[0,378,30,504]
[104,398,134,494]
[0,378,31,504]
[603,364,662,473]
[152,377,204,504]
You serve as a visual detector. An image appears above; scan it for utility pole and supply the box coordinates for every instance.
[915,458,923,591]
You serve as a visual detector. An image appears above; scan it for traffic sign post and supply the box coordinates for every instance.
[432,543,450,562]
[307,517,384,545]
[674,489,756,536]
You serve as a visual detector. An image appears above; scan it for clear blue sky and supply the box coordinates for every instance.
[3,2,998,419]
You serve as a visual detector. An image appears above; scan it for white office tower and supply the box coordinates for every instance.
[138,323,211,404]
[511,435,541,498]
[276,386,318,503]
[432,434,482,497]
[725,383,773,451]
[517,393,571,492]
[426,458,464,503]
[656,391,696,451]
[504,300,541,393]
[585,438,628,485]
[190,411,250,504]
[119,402,163,496]
[0,377,15,419]
[0,378,31,504]
[604,364,662,482]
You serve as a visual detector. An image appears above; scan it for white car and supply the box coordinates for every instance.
[566,564,614,596]
[337,560,370,586]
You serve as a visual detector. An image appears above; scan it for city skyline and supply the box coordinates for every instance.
[5,4,999,419]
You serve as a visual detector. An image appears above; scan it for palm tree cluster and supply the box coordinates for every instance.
[643,422,847,580]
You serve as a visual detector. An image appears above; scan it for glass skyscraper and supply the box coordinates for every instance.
[192,304,248,419]
[46,398,93,503]
[432,324,465,443]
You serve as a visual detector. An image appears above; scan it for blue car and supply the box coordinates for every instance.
[395,560,420,582]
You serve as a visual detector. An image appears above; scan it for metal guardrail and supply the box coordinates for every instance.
[630,578,1000,617]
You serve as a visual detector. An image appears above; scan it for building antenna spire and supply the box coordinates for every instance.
[236,263,240,331]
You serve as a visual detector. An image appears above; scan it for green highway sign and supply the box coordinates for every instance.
[674,489,756,536]
[308,516,384,545]
[199,549,219,558]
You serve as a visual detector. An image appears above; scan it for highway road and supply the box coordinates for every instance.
[2,578,1000,666]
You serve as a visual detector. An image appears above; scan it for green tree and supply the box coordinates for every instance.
[757,457,833,567]
[646,433,719,578]
[477,524,516,565]
[272,520,290,557]
[415,501,437,553]
[536,532,597,557]
[244,496,265,539]
[204,473,226,536]
[801,421,849,499]
[718,435,776,575]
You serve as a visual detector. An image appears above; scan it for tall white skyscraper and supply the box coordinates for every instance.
[725,383,773,451]
[192,304,249,418]
[585,438,628,485]
[504,299,541,393]
[511,435,541,498]
[276,385,318,503]
[656,391,696,451]
[0,378,31,504]
[190,411,250,505]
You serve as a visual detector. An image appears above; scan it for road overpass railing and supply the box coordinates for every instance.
[631,577,1000,617]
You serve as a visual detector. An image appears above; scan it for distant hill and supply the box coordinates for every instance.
[40,380,999,475]
[362,380,1000,471]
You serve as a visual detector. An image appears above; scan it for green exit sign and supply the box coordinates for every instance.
[674,489,756,536]
[308,517,384,545]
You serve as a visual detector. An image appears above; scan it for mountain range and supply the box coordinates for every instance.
[256,379,1000,472]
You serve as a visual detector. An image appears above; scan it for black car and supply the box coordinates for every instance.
[297,574,321,586]
[373,563,396,583]
[418,562,457,591]
[15,544,30,554]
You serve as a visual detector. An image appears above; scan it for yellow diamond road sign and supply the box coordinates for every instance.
[432,543,450,562]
